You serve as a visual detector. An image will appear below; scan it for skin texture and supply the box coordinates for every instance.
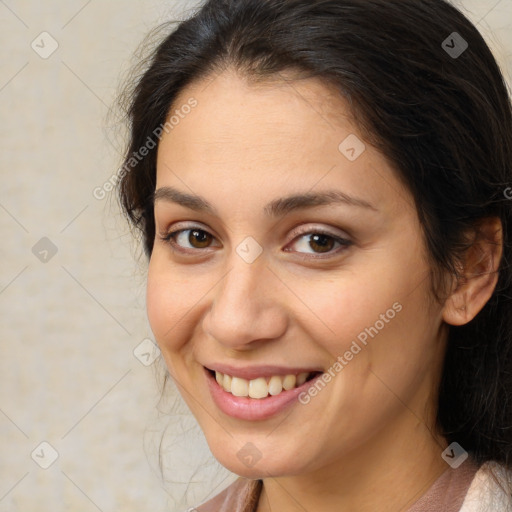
[146,69,502,511]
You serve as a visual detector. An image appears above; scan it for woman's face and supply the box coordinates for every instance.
[147,69,448,478]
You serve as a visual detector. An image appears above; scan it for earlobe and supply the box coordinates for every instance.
[442,217,503,327]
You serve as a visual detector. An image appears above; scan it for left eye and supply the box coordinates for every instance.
[288,232,351,255]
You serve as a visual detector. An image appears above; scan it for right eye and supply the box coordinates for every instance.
[158,226,220,253]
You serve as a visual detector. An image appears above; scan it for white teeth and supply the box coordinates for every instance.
[249,377,268,399]
[231,376,249,397]
[268,376,283,396]
[282,374,296,390]
[213,370,313,399]
[296,372,309,386]
[222,374,232,392]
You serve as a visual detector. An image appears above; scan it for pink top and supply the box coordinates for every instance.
[194,459,512,511]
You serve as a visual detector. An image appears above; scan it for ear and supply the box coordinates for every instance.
[442,217,503,326]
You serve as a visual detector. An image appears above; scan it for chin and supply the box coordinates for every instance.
[208,441,309,479]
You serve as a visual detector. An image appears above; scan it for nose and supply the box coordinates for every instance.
[202,254,288,351]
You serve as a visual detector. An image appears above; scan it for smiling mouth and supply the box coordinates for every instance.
[207,368,321,399]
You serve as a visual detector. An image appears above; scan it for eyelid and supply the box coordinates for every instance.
[289,223,350,241]
[158,220,218,241]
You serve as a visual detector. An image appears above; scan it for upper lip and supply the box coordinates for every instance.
[204,363,323,380]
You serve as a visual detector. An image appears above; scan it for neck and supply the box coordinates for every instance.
[256,411,448,512]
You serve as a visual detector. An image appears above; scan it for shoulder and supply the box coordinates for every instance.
[191,477,262,512]
[186,463,512,512]
[460,461,512,512]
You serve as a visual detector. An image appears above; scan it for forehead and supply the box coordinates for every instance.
[160,69,352,159]
[155,69,414,218]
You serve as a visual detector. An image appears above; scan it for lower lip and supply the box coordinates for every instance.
[205,368,322,421]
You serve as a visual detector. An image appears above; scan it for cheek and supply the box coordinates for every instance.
[295,269,402,344]
[300,257,435,372]
[146,274,169,344]
[146,258,199,350]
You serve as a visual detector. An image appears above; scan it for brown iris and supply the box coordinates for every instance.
[188,229,212,249]
[308,233,335,253]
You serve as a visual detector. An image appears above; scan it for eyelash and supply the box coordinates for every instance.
[158,225,353,259]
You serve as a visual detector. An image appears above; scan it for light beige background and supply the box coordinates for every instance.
[1,1,511,511]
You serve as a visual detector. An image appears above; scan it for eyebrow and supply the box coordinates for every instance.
[152,186,378,217]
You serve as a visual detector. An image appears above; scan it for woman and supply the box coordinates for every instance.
[117,0,512,510]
